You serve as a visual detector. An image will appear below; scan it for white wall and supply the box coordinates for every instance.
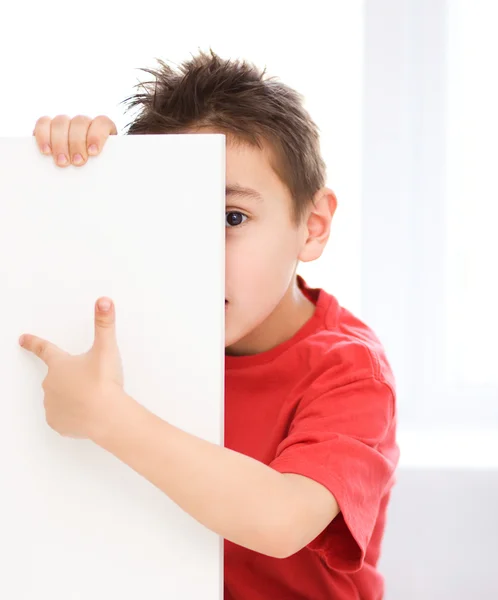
[380,468,498,598]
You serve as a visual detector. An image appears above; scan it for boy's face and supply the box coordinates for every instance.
[191,127,336,355]
[224,138,308,351]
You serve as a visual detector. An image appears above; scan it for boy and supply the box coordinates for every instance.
[23,50,399,599]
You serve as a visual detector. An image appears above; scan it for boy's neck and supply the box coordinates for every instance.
[225,277,316,357]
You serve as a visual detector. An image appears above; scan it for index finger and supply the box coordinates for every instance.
[19,334,66,366]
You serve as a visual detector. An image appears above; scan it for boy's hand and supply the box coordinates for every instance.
[19,297,127,441]
[33,115,117,168]
[26,114,121,438]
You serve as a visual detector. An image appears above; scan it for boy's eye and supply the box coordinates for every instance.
[226,211,247,228]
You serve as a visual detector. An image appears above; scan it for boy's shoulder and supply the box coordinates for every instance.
[296,277,395,392]
[226,277,395,402]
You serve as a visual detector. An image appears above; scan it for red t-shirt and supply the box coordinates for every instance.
[224,276,399,600]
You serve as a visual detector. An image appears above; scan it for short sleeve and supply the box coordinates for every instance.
[269,375,398,572]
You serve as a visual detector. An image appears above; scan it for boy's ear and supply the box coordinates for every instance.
[298,187,338,263]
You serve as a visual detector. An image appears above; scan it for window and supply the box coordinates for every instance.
[362,0,497,448]
[445,0,498,389]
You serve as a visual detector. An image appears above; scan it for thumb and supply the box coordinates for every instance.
[93,297,117,352]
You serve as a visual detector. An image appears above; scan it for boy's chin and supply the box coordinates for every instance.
[224,333,239,351]
[224,326,246,353]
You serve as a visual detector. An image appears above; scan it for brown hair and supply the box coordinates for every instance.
[120,49,327,224]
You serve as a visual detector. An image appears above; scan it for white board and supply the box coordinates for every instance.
[0,134,225,599]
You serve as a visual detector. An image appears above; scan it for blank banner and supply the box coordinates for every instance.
[0,134,225,600]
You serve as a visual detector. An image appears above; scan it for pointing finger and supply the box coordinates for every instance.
[19,334,67,366]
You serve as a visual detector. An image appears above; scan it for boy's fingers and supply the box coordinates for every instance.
[33,114,117,166]
[68,115,92,166]
[33,116,52,155]
[50,115,71,168]
[86,116,118,157]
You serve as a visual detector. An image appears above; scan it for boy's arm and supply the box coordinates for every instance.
[93,391,340,559]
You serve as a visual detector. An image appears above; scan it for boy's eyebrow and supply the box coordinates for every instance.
[225,184,264,203]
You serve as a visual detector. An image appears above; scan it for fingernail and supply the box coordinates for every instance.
[98,299,111,312]
[57,154,68,166]
[73,154,83,165]
[19,335,25,346]
[42,144,51,154]
[88,145,98,155]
